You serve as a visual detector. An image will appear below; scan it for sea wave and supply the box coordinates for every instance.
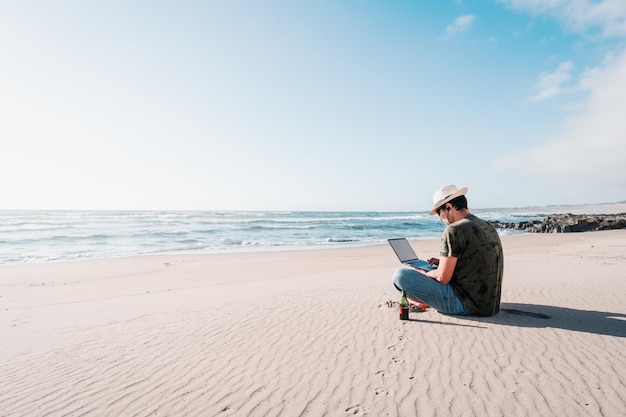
[0,209,536,265]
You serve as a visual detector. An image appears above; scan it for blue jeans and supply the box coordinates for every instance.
[392,267,474,316]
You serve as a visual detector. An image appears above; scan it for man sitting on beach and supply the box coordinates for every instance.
[392,185,504,317]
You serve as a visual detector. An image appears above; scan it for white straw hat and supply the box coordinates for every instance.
[429,185,468,215]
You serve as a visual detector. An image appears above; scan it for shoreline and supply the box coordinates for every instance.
[3,204,626,266]
[2,231,625,416]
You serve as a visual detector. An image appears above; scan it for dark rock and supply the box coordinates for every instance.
[490,214,626,233]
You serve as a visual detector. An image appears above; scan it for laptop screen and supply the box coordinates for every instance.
[388,238,418,262]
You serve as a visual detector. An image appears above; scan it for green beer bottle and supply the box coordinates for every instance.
[399,290,409,320]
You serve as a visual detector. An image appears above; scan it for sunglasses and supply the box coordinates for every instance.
[436,205,449,215]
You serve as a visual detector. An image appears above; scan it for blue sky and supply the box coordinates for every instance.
[1,0,625,211]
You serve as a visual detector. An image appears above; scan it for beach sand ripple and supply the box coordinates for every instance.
[1,232,625,416]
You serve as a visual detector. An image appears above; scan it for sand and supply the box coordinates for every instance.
[1,231,625,416]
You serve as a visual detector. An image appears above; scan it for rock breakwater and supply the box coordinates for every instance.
[490,213,626,233]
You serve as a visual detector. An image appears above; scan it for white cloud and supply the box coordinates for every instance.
[532,60,575,101]
[446,14,476,35]
[499,0,626,36]
[494,1,626,201]
[495,48,626,190]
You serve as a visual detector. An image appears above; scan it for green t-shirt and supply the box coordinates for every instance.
[440,214,504,316]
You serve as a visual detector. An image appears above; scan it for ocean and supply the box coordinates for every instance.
[0,209,546,265]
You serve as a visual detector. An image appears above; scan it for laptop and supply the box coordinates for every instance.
[388,238,437,271]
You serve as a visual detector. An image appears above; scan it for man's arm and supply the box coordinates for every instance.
[426,256,457,285]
